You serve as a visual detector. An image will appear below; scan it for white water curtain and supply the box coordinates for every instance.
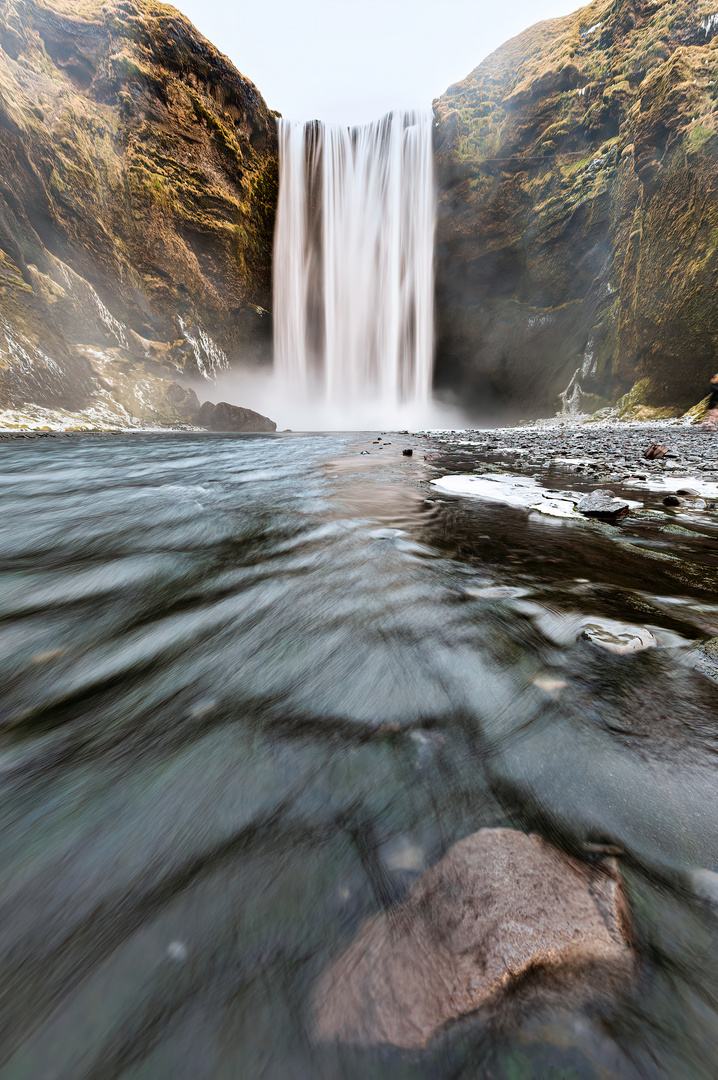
[274,111,435,409]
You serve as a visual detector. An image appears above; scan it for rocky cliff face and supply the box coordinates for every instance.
[0,0,277,427]
[434,0,718,419]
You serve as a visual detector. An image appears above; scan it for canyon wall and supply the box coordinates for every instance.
[434,0,718,419]
[0,0,277,426]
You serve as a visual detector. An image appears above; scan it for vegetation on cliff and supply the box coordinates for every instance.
[434,0,718,418]
[0,0,277,426]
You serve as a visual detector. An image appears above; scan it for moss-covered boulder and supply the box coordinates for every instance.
[434,0,718,417]
[0,0,277,426]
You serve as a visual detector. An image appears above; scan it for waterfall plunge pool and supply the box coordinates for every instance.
[0,430,717,1078]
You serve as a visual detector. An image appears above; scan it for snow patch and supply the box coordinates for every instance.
[624,475,718,499]
[430,474,583,518]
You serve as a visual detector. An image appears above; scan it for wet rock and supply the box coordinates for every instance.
[403,448,414,457]
[581,619,656,654]
[677,488,700,497]
[313,828,633,1050]
[692,638,718,683]
[199,401,276,433]
[577,491,631,522]
[663,496,684,507]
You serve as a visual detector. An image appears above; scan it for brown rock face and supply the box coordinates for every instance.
[434,0,718,418]
[314,828,633,1050]
[201,400,276,432]
[0,0,278,425]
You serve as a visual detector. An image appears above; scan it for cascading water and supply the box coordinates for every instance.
[273,111,435,415]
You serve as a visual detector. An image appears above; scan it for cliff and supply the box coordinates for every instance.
[0,0,277,428]
[434,0,718,419]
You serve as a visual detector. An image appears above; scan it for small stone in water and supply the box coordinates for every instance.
[167,942,188,962]
[577,491,631,522]
[402,448,413,457]
[581,619,656,654]
[532,675,568,697]
[677,488,700,497]
[663,496,684,507]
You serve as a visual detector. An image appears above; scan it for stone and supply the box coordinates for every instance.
[644,445,671,460]
[663,496,684,507]
[676,488,700,497]
[201,401,276,433]
[580,619,656,654]
[403,448,414,457]
[313,828,633,1050]
[576,491,631,522]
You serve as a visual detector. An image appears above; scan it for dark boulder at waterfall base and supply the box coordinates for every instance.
[198,401,277,433]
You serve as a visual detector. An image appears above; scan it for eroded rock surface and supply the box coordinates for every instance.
[434,0,718,418]
[0,0,277,426]
[314,828,633,1050]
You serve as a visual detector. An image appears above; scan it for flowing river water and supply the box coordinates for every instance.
[2,430,718,1079]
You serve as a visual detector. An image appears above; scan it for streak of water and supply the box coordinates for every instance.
[0,433,718,1079]
[274,112,435,415]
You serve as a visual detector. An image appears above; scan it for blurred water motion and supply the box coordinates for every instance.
[0,432,718,1078]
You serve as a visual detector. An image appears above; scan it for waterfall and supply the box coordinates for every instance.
[273,111,435,413]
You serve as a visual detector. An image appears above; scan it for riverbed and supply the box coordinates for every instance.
[1,428,718,1079]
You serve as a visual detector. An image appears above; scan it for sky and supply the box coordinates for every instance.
[174,0,586,125]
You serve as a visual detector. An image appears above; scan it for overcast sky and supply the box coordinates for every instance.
[174,0,586,125]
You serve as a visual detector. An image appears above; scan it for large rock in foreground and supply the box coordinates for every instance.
[314,828,633,1049]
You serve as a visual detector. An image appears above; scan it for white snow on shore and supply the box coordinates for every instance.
[624,475,718,499]
[429,474,583,518]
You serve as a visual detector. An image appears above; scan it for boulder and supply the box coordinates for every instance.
[313,828,633,1050]
[197,401,276,433]
[644,444,670,460]
[577,490,631,522]
[663,495,684,507]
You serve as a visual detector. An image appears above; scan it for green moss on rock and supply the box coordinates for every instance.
[434,0,718,417]
[0,0,278,423]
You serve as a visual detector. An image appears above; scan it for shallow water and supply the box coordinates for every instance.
[1,431,718,1079]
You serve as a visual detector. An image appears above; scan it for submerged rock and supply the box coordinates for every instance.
[313,828,633,1050]
[198,401,276,433]
[577,491,630,522]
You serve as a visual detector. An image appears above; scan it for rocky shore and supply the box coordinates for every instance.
[421,422,718,507]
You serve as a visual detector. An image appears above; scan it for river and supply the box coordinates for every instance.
[1,430,718,1079]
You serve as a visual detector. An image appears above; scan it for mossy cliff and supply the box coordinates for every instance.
[434,0,718,418]
[0,0,277,426]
